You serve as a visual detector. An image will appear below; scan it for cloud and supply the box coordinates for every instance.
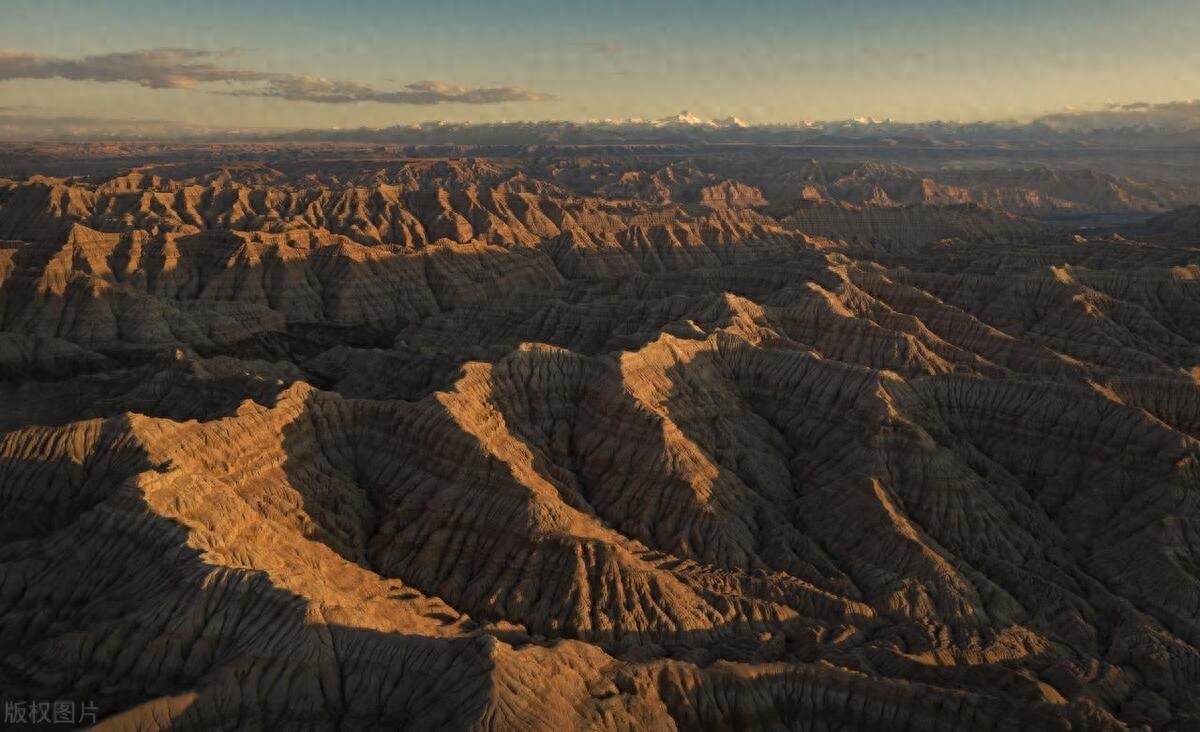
[1037,99,1200,130]
[228,77,550,105]
[0,48,269,89]
[1105,102,1153,111]
[0,48,547,105]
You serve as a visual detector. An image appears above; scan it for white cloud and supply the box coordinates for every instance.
[1036,99,1200,130]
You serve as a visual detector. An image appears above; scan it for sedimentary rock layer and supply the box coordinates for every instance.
[1,155,1198,730]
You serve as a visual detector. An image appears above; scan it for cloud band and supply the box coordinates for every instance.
[0,48,547,105]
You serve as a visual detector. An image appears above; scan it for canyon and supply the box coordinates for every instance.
[0,146,1198,730]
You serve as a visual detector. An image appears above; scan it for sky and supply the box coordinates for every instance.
[2,0,1199,136]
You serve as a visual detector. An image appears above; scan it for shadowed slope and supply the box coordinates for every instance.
[1,155,1199,729]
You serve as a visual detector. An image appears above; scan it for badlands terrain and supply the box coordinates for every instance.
[0,145,1199,730]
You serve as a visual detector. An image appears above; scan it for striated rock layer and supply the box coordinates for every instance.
[1,153,1199,731]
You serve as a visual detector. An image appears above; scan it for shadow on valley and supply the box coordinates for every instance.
[0,426,505,730]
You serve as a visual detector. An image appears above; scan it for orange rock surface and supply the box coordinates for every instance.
[1,153,1198,730]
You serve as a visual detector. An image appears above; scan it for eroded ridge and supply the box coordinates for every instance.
[1,154,1198,730]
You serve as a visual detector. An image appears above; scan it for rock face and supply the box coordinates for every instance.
[1,151,1199,731]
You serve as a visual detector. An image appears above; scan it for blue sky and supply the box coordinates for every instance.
[2,0,1199,133]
